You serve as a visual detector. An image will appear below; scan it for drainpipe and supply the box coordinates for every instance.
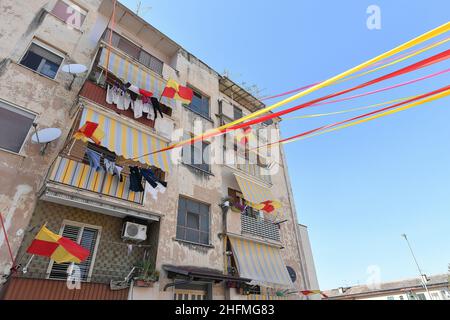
[279,142,310,296]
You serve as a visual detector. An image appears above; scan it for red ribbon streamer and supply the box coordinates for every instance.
[141,49,449,158]
[260,84,450,148]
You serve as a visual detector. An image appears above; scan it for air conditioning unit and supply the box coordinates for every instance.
[122,222,147,241]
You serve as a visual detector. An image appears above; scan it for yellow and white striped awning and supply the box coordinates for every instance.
[229,236,293,288]
[79,105,171,172]
[98,47,175,108]
[234,174,273,205]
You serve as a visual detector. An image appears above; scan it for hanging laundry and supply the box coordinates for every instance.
[133,98,144,119]
[113,165,123,182]
[106,84,114,104]
[129,166,144,192]
[140,168,158,188]
[150,97,164,120]
[125,82,140,95]
[146,181,167,201]
[104,158,116,175]
[143,101,154,120]
[86,149,102,172]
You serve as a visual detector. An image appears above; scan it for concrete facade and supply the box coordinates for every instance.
[0,0,107,277]
[1,0,316,300]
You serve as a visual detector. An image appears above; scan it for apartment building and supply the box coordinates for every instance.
[0,0,316,300]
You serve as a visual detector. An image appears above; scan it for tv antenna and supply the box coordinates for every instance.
[135,1,152,16]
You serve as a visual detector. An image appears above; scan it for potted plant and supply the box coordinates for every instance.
[134,257,159,288]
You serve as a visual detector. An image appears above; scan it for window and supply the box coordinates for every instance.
[430,292,440,300]
[20,42,64,79]
[233,106,243,120]
[176,197,210,245]
[182,134,211,173]
[416,293,427,300]
[103,30,164,75]
[48,221,100,282]
[186,88,210,118]
[0,100,35,153]
[51,0,87,29]
[387,296,395,300]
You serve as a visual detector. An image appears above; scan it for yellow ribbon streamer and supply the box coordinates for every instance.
[284,89,450,144]
[283,96,417,120]
[161,22,450,152]
[335,36,450,84]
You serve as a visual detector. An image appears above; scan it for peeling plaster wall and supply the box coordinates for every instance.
[0,0,107,277]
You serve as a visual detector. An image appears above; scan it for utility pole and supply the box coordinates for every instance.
[401,234,431,299]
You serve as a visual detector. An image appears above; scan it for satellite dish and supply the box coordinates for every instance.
[61,64,88,90]
[31,126,62,155]
[62,64,88,74]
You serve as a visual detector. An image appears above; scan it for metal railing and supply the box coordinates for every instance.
[48,156,144,205]
[241,213,280,242]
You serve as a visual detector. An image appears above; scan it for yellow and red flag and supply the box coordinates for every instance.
[26,226,90,264]
[253,200,282,214]
[235,126,256,145]
[74,121,105,145]
[161,79,194,104]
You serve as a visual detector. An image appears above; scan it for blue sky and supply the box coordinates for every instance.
[122,0,450,289]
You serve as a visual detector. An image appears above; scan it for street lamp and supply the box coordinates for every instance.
[401,234,431,299]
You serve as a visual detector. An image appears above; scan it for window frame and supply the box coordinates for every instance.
[182,133,211,173]
[184,86,211,120]
[102,29,164,75]
[46,220,102,282]
[0,99,37,155]
[19,39,65,80]
[176,196,211,246]
[50,0,88,30]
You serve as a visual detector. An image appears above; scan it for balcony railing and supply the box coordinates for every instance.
[241,214,280,242]
[48,156,144,205]
[2,276,129,300]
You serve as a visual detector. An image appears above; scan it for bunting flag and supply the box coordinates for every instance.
[27,226,90,264]
[284,96,414,120]
[137,48,450,159]
[73,121,105,145]
[260,35,450,101]
[284,67,449,120]
[300,290,329,298]
[171,22,450,144]
[260,85,450,148]
[235,126,256,145]
[252,200,283,214]
[161,79,194,104]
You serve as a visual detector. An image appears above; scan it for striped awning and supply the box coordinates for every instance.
[79,105,171,172]
[228,236,293,288]
[234,174,273,205]
[98,47,175,108]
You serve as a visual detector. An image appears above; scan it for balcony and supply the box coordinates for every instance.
[241,213,281,242]
[2,276,128,300]
[48,155,144,205]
